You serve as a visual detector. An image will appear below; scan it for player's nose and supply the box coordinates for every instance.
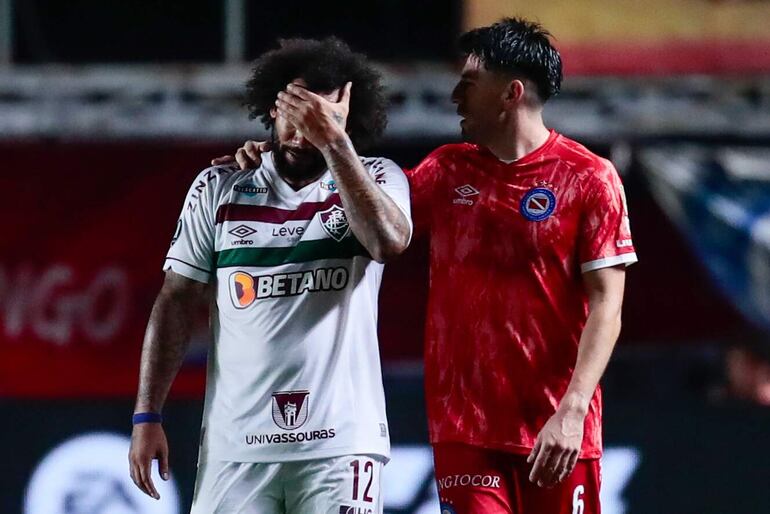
[450,83,462,104]
[291,130,313,149]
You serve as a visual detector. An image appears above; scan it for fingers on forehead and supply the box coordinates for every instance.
[286,82,342,102]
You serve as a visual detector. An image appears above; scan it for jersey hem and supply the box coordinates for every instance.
[580,252,638,273]
[163,258,212,283]
[208,444,391,464]
[429,437,602,460]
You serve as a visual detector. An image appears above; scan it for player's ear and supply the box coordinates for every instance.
[270,106,277,119]
[503,79,526,106]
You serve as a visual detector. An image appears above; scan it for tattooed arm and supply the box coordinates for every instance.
[134,271,208,412]
[321,136,410,262]
[129,271,210,500]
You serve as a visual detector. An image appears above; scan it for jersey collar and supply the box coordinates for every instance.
[479,129,560,168]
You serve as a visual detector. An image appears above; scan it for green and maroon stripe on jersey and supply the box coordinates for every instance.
[216,194,342,224]
[215,237,369,268]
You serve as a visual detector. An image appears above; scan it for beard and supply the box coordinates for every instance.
[271,130,327,185]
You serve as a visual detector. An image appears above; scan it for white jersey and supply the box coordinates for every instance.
[164,152,412,463]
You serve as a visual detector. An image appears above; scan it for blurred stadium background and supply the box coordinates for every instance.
[2,0,770,513]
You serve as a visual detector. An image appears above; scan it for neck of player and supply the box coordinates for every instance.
[279,171,325,191]
[274,152,328,190]
[485,109,551,163]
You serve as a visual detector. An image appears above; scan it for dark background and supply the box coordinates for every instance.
[2,1,770,513]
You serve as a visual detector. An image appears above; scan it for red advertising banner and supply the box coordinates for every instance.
[0,142,429,398]
[0,141,747,398]
[0,143,218,397]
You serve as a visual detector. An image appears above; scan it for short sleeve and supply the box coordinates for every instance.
[578,161,638,273]
[163,168,220,283]
[405,149,443,236]
[365,157,414,244]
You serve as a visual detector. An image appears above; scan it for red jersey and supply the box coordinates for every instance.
[407,130,637,459]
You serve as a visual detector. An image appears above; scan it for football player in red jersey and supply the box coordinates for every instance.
[214,18,636,513]
[408,18,637,514]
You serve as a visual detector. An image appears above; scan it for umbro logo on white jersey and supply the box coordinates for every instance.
[229,224,257,238]
[228,224,257,246]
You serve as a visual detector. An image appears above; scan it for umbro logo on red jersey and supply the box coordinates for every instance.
[453,184,479,205]
[455,184,479,197]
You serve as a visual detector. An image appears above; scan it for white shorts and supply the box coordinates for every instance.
[190,454,384,514]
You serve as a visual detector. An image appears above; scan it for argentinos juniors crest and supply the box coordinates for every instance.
[520,187,557,222]
[319,205,350,242]
[271,390,310,430]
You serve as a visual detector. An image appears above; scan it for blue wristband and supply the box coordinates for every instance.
[132,412,163,425]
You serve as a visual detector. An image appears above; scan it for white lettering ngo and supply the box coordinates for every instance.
[0,264,129,345]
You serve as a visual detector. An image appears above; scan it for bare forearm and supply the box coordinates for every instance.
[560,305,622,415]
[322,136,410,262]
[134,291,196,413]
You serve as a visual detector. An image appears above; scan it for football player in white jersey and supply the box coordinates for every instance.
[128,37,412,514]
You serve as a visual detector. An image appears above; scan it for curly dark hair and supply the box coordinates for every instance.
[244,37,388,150]
[459,17,562,103]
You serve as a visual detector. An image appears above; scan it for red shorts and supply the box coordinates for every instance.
[433,443,601,514]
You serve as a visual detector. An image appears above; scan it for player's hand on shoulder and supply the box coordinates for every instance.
[526,406,584,488]
[129,422,170,500]
[210,140,271,169]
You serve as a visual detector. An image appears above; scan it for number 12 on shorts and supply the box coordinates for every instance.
[349,459,374,502]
